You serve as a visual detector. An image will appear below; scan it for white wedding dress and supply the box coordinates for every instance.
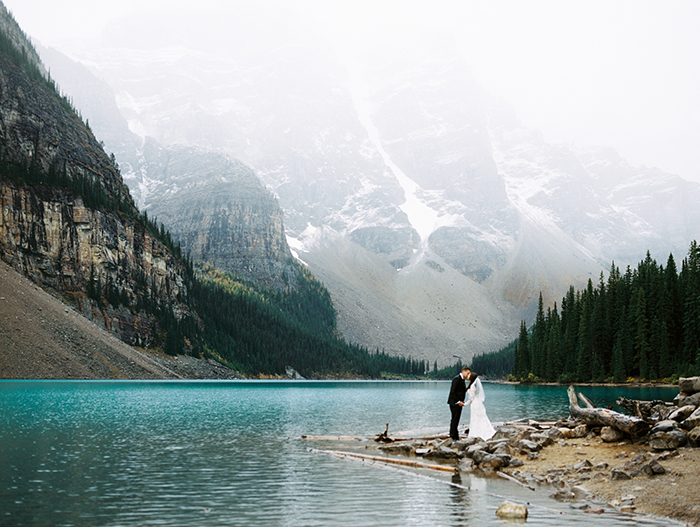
[466,378,496,440]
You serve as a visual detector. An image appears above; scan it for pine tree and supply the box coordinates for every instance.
[635,287,651,379]
[576,297,592,381]
[682,241,700,370]
[514,320,529,378]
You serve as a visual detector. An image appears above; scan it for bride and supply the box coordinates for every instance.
[466,373,496,440]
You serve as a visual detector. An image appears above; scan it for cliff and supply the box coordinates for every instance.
[0,5,191,349]
[137,143,297,291]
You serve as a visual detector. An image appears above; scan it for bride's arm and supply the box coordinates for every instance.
[465,386,474,405]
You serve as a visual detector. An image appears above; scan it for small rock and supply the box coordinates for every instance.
[569,502,590,510]
[611,469,632,480]
[466,443,489,457]
[574,459,592,471]
[573,424,588,438]
[471,449,488,464]
[550,488,576,501]
[458,457,476,473]
[648,460,666,475]
[571,485,591,500]
[600,426,625,443]
[496,501,528,519]
[518,439,541,452]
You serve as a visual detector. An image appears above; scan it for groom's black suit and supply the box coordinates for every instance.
[447,373,468,441]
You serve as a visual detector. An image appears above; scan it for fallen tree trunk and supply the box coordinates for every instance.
[615,397,670,420]
[311,449,457,473]
[567,386,649,438]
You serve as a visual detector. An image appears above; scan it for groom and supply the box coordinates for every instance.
[447,366,471,441]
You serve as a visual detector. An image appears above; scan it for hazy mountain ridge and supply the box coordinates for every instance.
[39,28,700,365]
[39,45,298,291]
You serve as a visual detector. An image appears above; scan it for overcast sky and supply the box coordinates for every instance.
[5,0,700,183]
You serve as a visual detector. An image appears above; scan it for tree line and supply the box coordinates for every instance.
[509,242,700,383]
[2,158,427,378]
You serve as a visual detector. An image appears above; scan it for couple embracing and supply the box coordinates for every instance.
[447,366,495,441]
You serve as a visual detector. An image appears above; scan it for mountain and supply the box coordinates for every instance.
[38,45,297,291]
[0,4,195,354]
[39,22,700,367]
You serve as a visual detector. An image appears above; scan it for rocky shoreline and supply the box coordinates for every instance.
[339,379,700,526]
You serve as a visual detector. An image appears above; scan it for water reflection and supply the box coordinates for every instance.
[448,472,472,527]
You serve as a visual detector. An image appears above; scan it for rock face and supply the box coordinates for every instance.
[38,46,299,293]
[0,7,190,347]
[135,144,296,290]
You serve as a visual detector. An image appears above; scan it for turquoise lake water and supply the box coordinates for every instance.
[0,381,681,526]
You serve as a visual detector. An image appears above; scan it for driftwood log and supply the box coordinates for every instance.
[567,386,649,438]
[615,397,670,420]
[375,423,394,443]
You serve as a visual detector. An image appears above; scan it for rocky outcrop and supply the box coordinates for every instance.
[136,144,297,291]
[0,183,189,345]
[0,8,190,347]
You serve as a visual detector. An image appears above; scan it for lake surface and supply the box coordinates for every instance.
[0,381,681,526]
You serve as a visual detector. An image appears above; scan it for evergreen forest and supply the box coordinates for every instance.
[509,243,700,383]
[2,157,430,379]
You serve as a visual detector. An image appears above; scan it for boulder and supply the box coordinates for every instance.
[679,376,700,395]
[669,405,696,422]
[496,501,528,519]
[479,453,506,471]
[650,420,680,434]
[424,445,459,459]
[681,407,700,430]
[485,439,509,453]
[600,426,625,443]
[688,426,700,448]
[648,428,687,451]
[453,437,480,450]
[674,392,700,408]
[547,427,571,440]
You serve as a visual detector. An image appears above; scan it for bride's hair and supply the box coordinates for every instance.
[469,372,478,382]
